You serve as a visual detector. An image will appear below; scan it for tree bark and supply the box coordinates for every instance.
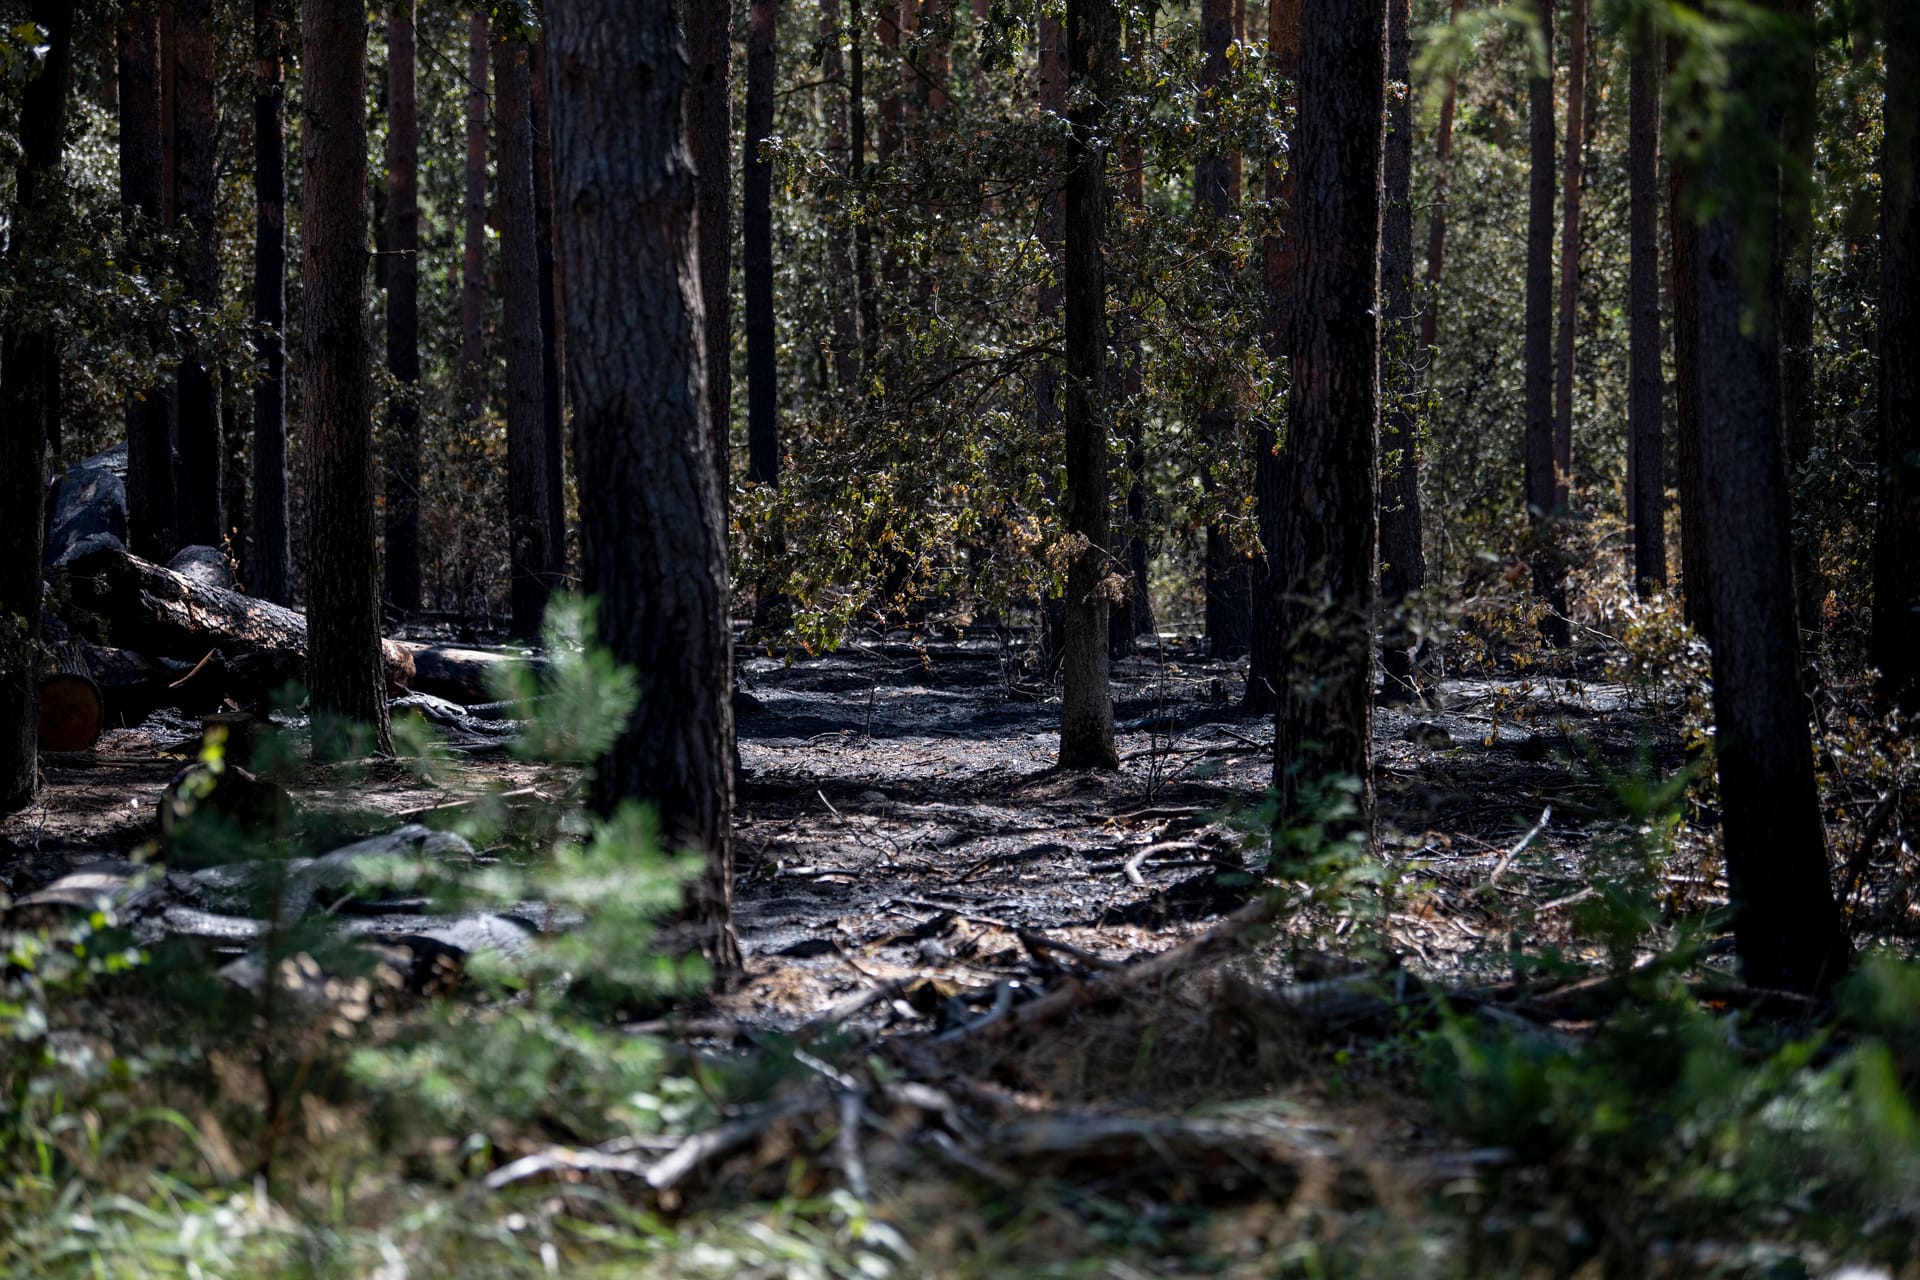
[301,0,393,757]
[1877,0,1920,712]
[1417,0,1463,372]
[1628,14,1666,596]
[460,10,488,423]
[684,0,734,479]
[1275,0,1381,836]
[1690,18,1848,996]
[1523,0,1567,646]
[251,0,291,605]
[1059,0,1118,771]
[1246,0,1299,715]
[1,0,75,813]
[1553,0,1586,514]
[120,7,175,563]
[1199,0,1250,658]
[1378,0,1424,699]
[530,39,568,560]
[547,0,742,979]
[495,31,554,639]
[173,0,222,550]
[745,0,780,486]
[384,0,423,616]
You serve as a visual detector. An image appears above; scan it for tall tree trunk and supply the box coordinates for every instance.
[173,0,221,550]
[745,0,780,486]
[1378,0,1424,699]
[1690,13,1848,996]
[1275,0,1381,836]
[251,0,291,605]
[495,31,553,639]
[1246,0,1298,715]
[459,10,488,422]
[1,0,74,813]
[1777,0,1818,636]
[530,40,568,573]
[1523,0,1567,646]
[685,0,734,480]
[1670,30,1710,639]
[1877,0,1920,712]
[850,0,878,363]
[1112,16,1155,659]
[1628,13,1666,596]
[1553,0,1586,514]
[1199,0,1250,658]
[823,0,862,385]
[546,0,741,979]
[1417,0,1463,373]
[384,0,423,616]
[301,0,392,756]
[1059,0,1118,770]
[1034,12,1068,671]
[121,7,175,561]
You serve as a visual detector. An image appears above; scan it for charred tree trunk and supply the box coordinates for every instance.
[685,0,734,479]
[121,8,175,562]
[301,0,393,757]
[1417,0,1463,371]
[530,39,568,562]
[1553,0,1586,515]
[251,0,291,605]
[1691,17,1848,995]
[173,0,221,550]
[1059,0,1118,770]
[384,0,423,616]
[1378,0,1425,699]
[745,0,780,487]
[1246,0,1299,715]
[547,0,742,979]
[1523,0,1567,646]
[1199,0,1250,658]
[1,0,75,813]
[495,31,554,639]
[1275,0,1381,836]
[1877,0,1920,712]
[459,10,488,422]
[1628,14,1666,596]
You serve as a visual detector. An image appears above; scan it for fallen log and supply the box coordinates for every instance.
[399,643,543,706]
[61,546,416,702]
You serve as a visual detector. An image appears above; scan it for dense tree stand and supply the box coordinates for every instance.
[301,0,393,757]
[548,0,742,981]
[1273,0,1382,836]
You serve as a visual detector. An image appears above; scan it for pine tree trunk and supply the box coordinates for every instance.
[301,0,393,757]
[1034,13,1067,671]
[1246,0,1298,715]
[685,0,734,479]
[1628,14,1666,596]
[1,0,74,813]
[495,32,554,639]
[1417,0,1463,371]
[1669,27,1710,639]
[530,39,568,559]
[121,8,175,562]
[745,0,780,487]
[1553,0,1586,514]
[1691,18,1848,995]
[1275,0,1381,836]
[173,0,222,550]
[1378,0,1425,699]
[1523,0,1567,646]
[384,0,423,615]
[1059,0,1118,771]
[1199,0,1249,659]
[1112,16,1154,660]
[546,0,742,979]
[460,10,488,422]
[1877,0,1920,712]
[251,0,291,604]
[822,0,862,385]
[1779,0,1817,640]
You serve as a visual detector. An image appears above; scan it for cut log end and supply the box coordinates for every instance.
[37,673,105,753]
